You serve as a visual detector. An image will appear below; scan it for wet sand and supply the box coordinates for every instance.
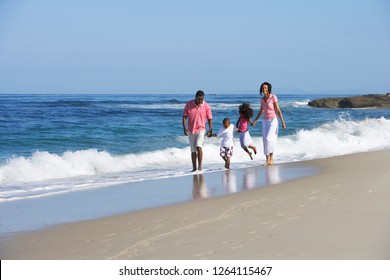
[1,150,389,259]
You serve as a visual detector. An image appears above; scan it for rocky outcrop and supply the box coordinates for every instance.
[308,93,390,108]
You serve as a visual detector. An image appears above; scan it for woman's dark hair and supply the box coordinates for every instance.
[259,82,272,96]
[239,102,253,119]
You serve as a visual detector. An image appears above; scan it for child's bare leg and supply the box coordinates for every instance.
[221,155,227,164]
[249,145,257,155]
[243,147,253,160]
[225,157,230,169]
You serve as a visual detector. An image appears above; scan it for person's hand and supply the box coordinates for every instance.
[282,123,287,129]
[207,129,212,137]
[252,120,257,126]
[183,128,188,136]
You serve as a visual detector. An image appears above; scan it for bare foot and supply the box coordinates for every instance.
[249,152,253,160]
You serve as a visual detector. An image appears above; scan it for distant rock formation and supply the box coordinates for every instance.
[308,93,390,108]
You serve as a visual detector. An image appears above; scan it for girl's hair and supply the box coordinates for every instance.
[239,102,253,119]
[259,82,272,96]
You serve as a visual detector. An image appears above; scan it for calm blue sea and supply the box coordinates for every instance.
[1,93,390,202]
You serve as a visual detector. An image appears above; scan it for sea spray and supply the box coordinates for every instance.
[1,117,389,201]
[278,116,390,161]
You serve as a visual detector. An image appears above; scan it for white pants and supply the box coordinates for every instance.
[262,118,278,155]
[239,131,253,148]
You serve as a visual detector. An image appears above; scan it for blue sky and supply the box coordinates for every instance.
[0,0,389,94]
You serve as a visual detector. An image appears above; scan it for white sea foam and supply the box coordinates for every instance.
[1,117,389,201]
[278,116,390,161]
[292,100,311,107]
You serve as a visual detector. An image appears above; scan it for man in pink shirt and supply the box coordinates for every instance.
[182,90,213,171]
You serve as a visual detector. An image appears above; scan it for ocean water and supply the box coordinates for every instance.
[1,92,390,202]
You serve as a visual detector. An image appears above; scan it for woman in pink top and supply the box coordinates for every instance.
[236,102,257,160]
[253,82,286,166]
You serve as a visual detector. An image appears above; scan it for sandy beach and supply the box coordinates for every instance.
[1,149,389,260]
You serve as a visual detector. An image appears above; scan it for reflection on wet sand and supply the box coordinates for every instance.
[221,165,289,194]
[222,170,237,193]
[242,168,258,190]
[192,174,207,199]
[265,165,282,185]
[193,164,312,200]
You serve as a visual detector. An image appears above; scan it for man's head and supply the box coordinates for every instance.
[195,90,205,106]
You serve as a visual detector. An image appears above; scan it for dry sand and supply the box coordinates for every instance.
[1,150,389,260]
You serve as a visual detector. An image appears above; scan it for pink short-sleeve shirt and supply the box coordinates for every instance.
[183,100,212,134]
[237,117,249,132]
[261,94,278,119]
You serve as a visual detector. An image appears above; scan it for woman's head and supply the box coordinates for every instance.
[259,82,272,96]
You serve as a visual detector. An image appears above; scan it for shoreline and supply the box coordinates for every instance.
[1,149,390,259]
[0,163,316,235]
